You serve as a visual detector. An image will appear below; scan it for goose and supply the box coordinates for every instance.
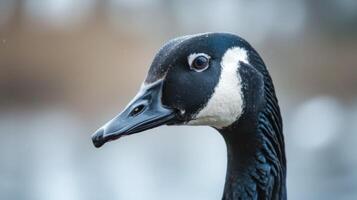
[92,32,287,200]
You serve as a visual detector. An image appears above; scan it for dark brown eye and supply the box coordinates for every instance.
[190,55,210,72]
[192,56,208,69]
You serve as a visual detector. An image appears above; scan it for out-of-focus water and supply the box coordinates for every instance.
[1,1,357,200]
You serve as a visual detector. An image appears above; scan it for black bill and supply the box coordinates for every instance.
[91,80,176,148]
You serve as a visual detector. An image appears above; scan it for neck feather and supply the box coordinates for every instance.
[219,67,286,200]
[220,115,286,200]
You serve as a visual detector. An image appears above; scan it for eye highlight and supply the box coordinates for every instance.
[188,53,210,72]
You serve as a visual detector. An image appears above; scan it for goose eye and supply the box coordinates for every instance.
[188,53,210,72]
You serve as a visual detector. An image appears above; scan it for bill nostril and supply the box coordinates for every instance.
[129,104,146,117]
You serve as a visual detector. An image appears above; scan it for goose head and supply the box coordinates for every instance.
[92,32,265,148]
[91,32,286,200]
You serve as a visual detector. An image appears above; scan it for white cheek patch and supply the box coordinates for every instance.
[188,47,248,128]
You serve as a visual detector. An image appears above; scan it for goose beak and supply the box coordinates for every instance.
[91,80,176,148]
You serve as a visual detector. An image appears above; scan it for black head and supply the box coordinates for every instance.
[92,33,266,147]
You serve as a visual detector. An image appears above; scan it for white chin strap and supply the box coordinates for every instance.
[188,47,248,129]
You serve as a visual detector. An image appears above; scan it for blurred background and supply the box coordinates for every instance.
[1,0,357,199]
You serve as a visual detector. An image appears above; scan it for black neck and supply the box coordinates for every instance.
[216,46,287,200]
[219,91,287,200]
[219,114,286,200]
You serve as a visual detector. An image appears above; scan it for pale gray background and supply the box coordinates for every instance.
[1,0,357,200]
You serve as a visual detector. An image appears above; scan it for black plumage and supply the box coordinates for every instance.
[220,48,286,200]
[92,33,286,200]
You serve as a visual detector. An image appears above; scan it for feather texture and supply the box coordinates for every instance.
[220,47,286,200]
